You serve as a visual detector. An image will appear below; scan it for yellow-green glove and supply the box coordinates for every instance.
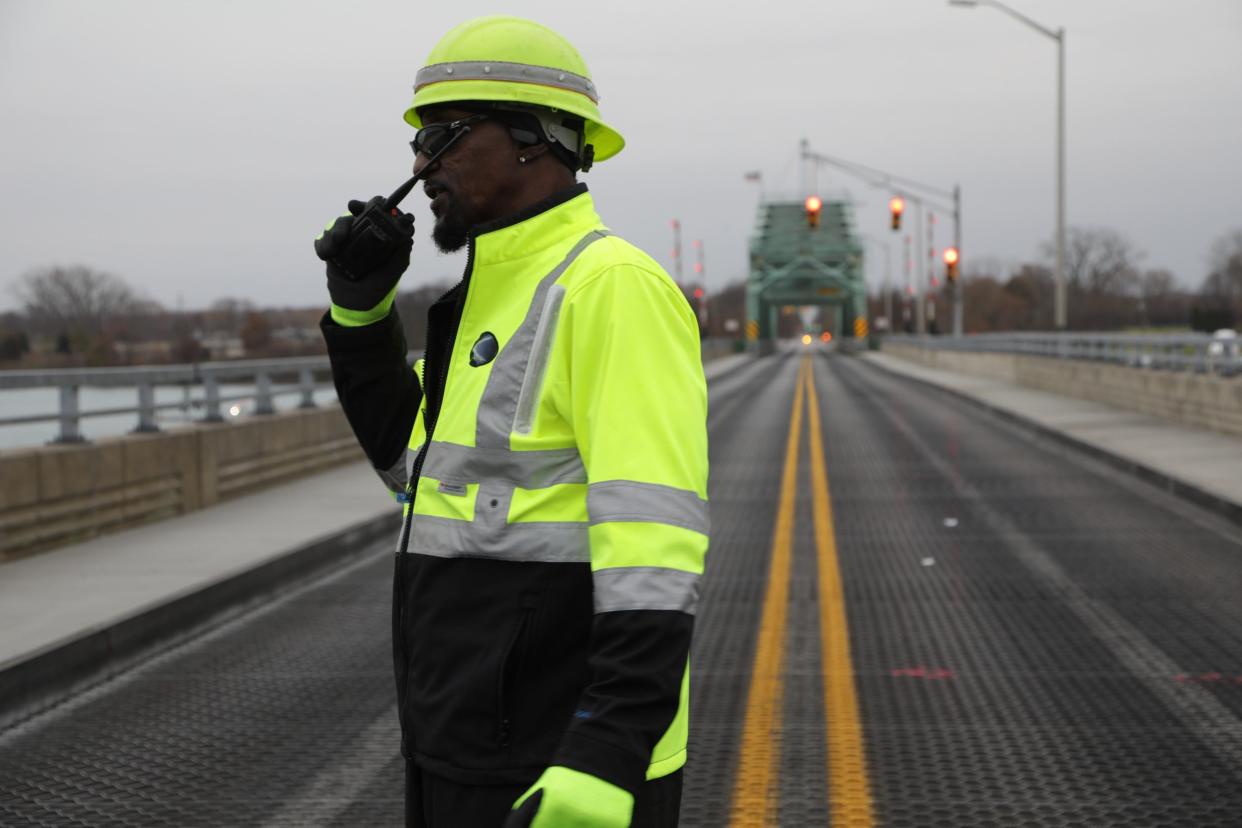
[504,766,634,828]
[314,196,413,327]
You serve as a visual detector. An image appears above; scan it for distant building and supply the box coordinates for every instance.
[195,332,245,360]
[114,340,174,362]
[271,326,319,346]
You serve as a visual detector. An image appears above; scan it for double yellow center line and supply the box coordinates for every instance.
[729,355,875,827]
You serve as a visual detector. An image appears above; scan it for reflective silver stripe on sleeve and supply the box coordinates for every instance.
[593,567,701,614]
[476,230,610,450]
[587,481,710,536]
[415,61,598,102]
[421,442,586,489]
[513,285,566,436]
[406,516,589,563]
[376,446,420,495]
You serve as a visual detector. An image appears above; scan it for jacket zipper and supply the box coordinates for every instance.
[398,235,475,555]
[396,237,476,703]
[495,605,534,749]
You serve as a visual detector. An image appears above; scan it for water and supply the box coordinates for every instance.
[0,384,340,451]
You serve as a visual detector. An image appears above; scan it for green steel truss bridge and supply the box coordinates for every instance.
[746,197,868,353]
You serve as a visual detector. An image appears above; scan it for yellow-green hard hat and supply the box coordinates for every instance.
[405,16,624,163]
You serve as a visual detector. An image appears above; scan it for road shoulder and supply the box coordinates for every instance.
[862,350,1242,527]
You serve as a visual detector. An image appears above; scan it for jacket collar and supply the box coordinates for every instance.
[469,183,598,265]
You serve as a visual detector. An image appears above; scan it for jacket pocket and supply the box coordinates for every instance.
[495,593,539,748]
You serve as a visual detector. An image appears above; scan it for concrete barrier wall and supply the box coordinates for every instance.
[883,343,1242,439]
[0,349,739,562]
[0,406,362,561]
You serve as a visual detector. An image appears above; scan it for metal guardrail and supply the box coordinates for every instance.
[0,356,340,443]
[5,337,740,445]
[884,331,1242,377]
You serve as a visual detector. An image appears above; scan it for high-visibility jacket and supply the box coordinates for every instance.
[322,184,708,796]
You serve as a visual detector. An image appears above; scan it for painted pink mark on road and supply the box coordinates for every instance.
[1172,672,1242,684]
[890,666,955,680]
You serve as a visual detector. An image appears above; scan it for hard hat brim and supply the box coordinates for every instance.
[404,80,624,163]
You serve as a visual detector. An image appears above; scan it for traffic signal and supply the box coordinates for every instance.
[805,195,822,228]
[889,196,905,231]
[943,247,960,283]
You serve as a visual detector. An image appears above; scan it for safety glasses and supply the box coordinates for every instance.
[409,114,490,159]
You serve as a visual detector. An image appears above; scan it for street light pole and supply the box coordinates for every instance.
[1056,27,1066,329]
[863,236,894,331]
[953,184,964,337]
[950,0,1066,329]
[915,199,926,335]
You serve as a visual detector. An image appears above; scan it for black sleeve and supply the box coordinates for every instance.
[552,610,694,795]
[320,308,421,473]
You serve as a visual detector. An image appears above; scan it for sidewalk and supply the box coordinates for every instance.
[0,353,750,724]
[863,351,1242,525]
[0,460,398,724]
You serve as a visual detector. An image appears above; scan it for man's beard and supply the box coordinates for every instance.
[432,201,471,253]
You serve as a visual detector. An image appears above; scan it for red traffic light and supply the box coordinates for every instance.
[693,287,705,299]
[805,195,823,228]
[889,196,905,231]
[944,246,961,282]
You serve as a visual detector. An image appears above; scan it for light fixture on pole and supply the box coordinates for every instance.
[949,0,1066,329]
[799,143,962,336]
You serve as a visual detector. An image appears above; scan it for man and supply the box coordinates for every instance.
[315,16,708,828]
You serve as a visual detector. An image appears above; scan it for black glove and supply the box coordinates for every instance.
[314,196,415,316]
[503,790,541,827]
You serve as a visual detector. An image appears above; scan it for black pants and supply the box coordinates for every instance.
[405,762,683,827]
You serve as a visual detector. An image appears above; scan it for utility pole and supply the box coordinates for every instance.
[953,184,963,337]
[915,200,926,335]
[670,219,682,287]
[884,242,893,332]
[904,233,913,332]
[863,236,894,332]
[693,240,708,332]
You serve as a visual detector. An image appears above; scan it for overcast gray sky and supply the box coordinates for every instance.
[1,0,1240,312]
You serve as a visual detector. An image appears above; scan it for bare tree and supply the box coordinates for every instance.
[961,275,1034,333]
[1042,227,1143,328]
[207,297,257,334]
[1140,268,1175,299]
[704,280,746,337]
[1049,226,1143,295]
[1200,228,1242,317]
[1136,268,1192,328]
[240,311,272,354]
[14,265,145,337]
[1004,264,1056,330]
